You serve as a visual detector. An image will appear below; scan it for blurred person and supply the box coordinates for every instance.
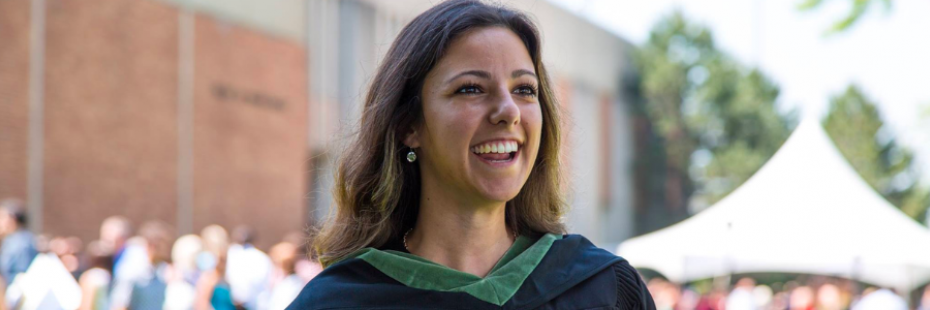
[194,253,235,310]
[789,286,814,310]
[0,199,38,285]
[66,236,85,277]
[816,283,842,310]
[850,287,906,310]
[197,225,228,275]
[100,216,132,271]
[225,226,271,310]
[79,241,114,310]
[287,233,321,284]
[111,221,174,310]
[292,258,321,285]
[695,287,727,310]
[102,215,154,307]
[770,291,790,310]
[646,278,679,310]
[34,233,50,253]
[837,279,856,309]
[751,284,772,310]
[727,277,757,310]
[172,234,203,285]
[678,287,700,310]
[194,225,234,310]
[128,221,174,310]
[108,242,151,309]
[49,236,84,278]
[918,285,930,310]
[200,225,229,259]
[850,286,876,308]
[289,1,656,309]
[257,242,303,310]
[265,242,296,285]
[164,235,203,310]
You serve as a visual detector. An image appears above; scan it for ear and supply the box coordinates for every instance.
[403,127,421,149]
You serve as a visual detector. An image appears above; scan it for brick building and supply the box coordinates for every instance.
[0,0,309,249]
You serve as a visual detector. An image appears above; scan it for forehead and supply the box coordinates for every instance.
[432,27,534,73]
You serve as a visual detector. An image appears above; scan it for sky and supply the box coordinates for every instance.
[547,0,930,185]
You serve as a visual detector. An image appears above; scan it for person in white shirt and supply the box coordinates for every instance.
[852,288,907,310]
[726,277,757,310]
[225,226,271,310]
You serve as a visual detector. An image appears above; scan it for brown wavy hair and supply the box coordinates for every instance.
[313,0,566,267]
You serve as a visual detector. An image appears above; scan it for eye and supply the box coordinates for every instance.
[455,83,483,95]
[513,84,538,97]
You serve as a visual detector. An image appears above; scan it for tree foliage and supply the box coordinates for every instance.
[630,12,796,233]
[822,85,930,222]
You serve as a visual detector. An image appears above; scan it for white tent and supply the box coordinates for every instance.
[617,117,930,292]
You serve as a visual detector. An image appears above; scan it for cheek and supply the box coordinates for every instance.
[423,104,479,154]
[523,105,544,146]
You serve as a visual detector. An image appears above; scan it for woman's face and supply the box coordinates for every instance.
[407,26,542,206]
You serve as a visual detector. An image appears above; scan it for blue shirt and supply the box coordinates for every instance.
[0,229,38,284]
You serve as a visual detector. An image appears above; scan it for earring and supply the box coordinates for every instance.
[406,149,417,163]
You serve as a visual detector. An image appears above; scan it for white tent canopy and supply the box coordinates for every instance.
[617,118,930,292]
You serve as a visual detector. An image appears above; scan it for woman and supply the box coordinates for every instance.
[288,0,655,309]
[77,241,112,310]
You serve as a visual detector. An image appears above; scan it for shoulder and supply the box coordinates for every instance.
[6,231,34,245]
[522,234,655,310]
[286,258,373,307]
[551,234,612,256]
[1,231,36,254]
[608,259,656,310]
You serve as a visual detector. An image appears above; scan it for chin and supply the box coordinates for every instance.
[476,179,525,203]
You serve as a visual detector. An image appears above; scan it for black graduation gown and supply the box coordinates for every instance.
[286,234,656,310]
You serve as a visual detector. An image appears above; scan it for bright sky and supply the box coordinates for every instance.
[547,0,930,185]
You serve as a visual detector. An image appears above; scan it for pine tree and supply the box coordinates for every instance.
[823,85,930,222]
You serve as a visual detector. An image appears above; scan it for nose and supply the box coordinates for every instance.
[488,91,520,126]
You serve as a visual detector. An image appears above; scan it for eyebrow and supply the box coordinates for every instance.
[511,69,537,80]
[443,69,538,86]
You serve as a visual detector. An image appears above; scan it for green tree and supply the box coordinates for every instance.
[823,85,930,221]
[630,12,796,233]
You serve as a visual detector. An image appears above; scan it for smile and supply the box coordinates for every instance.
[471,140,520,165]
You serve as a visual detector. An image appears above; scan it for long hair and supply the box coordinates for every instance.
[313,0,566,267]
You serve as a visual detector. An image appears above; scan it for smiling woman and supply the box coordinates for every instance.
[287,0,655,309]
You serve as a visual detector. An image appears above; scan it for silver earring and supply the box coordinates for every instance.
[406,150,417,163]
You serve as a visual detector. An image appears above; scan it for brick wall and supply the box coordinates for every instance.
[42,0,180,242]
[0,0,31,201]
[192,15,308,249]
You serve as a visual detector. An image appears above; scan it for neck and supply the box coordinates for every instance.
[406,186,513,278]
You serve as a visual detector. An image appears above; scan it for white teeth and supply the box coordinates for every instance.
[473,141,520,154]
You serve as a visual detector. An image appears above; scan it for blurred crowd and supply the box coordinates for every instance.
[646,276,930,310]
[0,198,321,310]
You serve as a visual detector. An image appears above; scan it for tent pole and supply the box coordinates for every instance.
[906,264,913,308]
